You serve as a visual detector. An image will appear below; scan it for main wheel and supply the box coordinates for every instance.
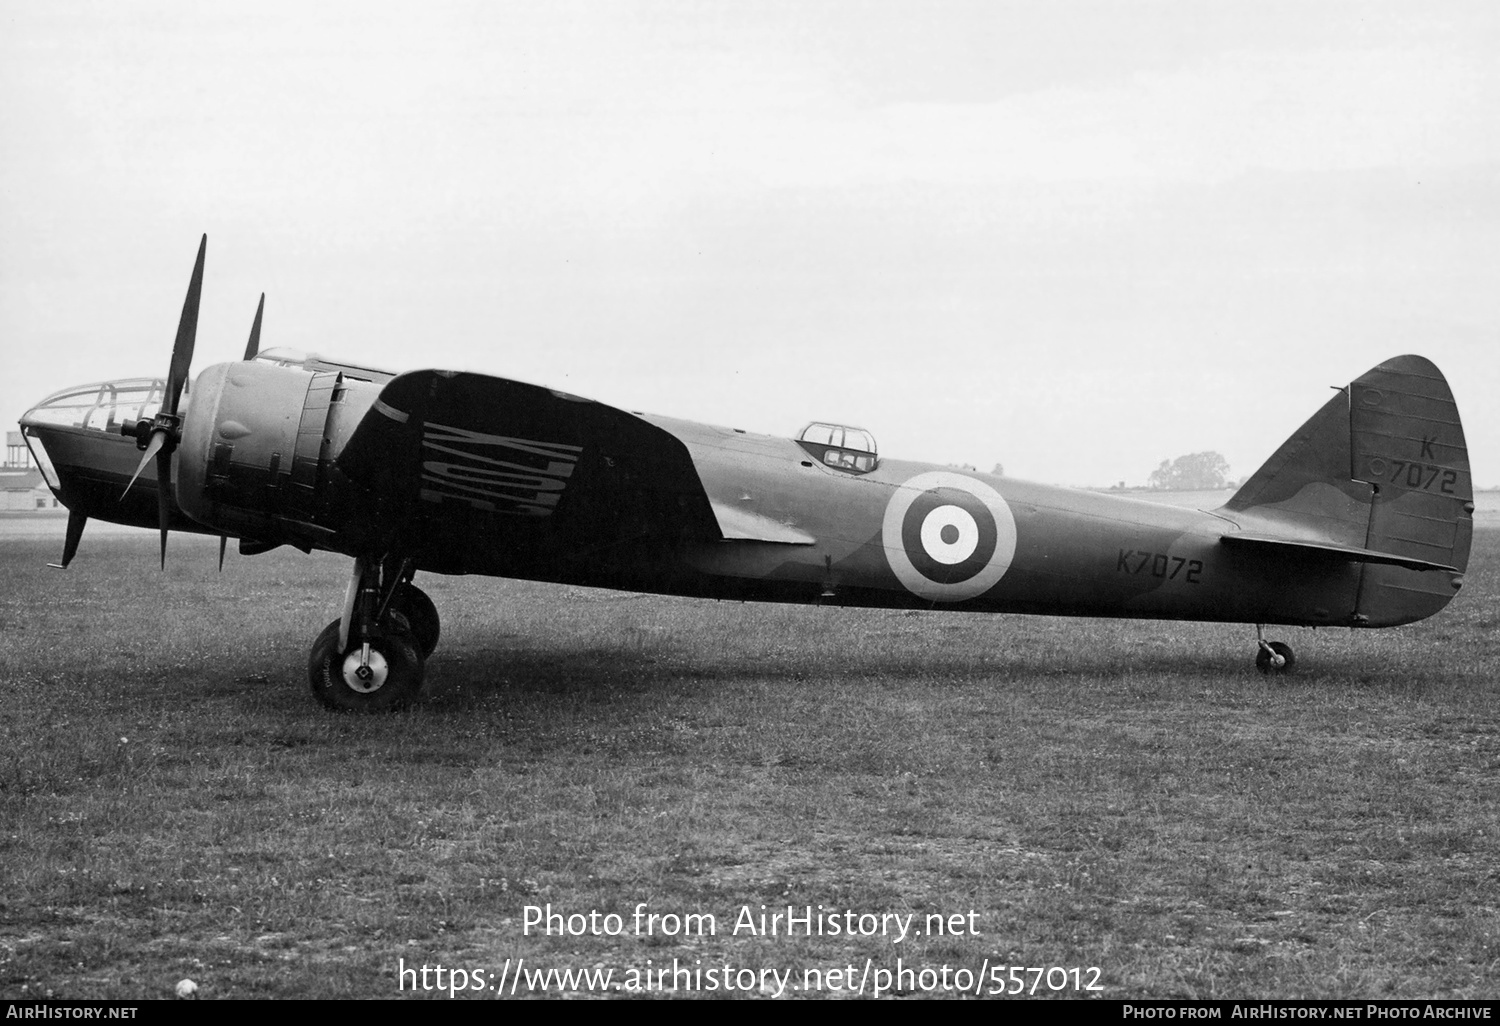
[308,618,425,712]
[390,584,440,658]
[1255,640,1296,675]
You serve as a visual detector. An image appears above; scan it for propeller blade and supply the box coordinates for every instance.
[244,292,265,360]
[156,447,172,570]
[164,234,206,417]
[122,430,166,499]
[47,510,88,570]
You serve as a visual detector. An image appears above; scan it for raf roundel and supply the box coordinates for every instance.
[882,471,1018,602]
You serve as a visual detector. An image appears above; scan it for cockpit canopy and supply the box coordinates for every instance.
[797,422,878,474]
[22,378,165,433]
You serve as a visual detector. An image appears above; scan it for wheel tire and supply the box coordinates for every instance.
[308,618,425,712]
[390,585,440,658]
[1255,640,1296,675]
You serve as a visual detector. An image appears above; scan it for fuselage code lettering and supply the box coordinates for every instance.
[418,421,583,517]
[1116,549,1203,584]
[1375,459,1459,495]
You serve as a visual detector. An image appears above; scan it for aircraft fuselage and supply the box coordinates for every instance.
[21,359,1459,632]
[17,238,1472,710]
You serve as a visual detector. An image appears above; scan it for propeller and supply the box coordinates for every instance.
[244,292,264,360]
[121,234,206,569]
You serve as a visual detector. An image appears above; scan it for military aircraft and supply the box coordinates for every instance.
[18,237,1474,711]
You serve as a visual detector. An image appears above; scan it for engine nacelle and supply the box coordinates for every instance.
[177,361,380,551]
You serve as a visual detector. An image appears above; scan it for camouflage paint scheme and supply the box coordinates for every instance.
[25,354,1471,627]
[17,242,1473,709]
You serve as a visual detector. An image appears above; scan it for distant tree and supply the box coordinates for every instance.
[1148,451,1231,491]
[991,463,1005,477]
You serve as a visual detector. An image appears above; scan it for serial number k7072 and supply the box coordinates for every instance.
[1116,549,1203,584]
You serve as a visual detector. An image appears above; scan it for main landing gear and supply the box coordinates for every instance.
[1254,625,1295,675]
[308,556,442,711]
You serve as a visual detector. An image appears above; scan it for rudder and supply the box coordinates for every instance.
[1219,355,1471,626]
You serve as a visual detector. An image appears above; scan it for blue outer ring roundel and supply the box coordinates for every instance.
[881,472,1017,602]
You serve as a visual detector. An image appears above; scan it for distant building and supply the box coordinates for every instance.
[2,430,57,509]
[5,431,31,470]
[0,467,60,511]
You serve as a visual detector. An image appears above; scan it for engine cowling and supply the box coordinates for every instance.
[177,361,380,551]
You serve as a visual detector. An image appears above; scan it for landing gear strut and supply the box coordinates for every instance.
[307,556,442,711]
[1254,625,1295,675]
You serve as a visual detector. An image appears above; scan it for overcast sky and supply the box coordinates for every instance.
[3,1,1497,487]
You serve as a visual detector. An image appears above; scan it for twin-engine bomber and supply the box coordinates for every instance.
[19,237,1474,710]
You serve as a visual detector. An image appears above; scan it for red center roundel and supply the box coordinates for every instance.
[881,472,1017,602]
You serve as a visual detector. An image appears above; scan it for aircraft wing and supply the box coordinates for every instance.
[334,370,724,571]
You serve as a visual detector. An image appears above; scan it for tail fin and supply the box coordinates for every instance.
[1218,355,1472,626]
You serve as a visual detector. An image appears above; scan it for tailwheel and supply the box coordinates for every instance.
[308,617,424,712]
[389,584,440,658]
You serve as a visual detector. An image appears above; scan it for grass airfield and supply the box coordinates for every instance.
[1,520,1497,1000]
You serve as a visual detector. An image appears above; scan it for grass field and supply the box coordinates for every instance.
[1,524,1497,999]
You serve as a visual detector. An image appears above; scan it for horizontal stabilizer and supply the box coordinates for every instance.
[710,501,816,545]
[1220,532,1459,573]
